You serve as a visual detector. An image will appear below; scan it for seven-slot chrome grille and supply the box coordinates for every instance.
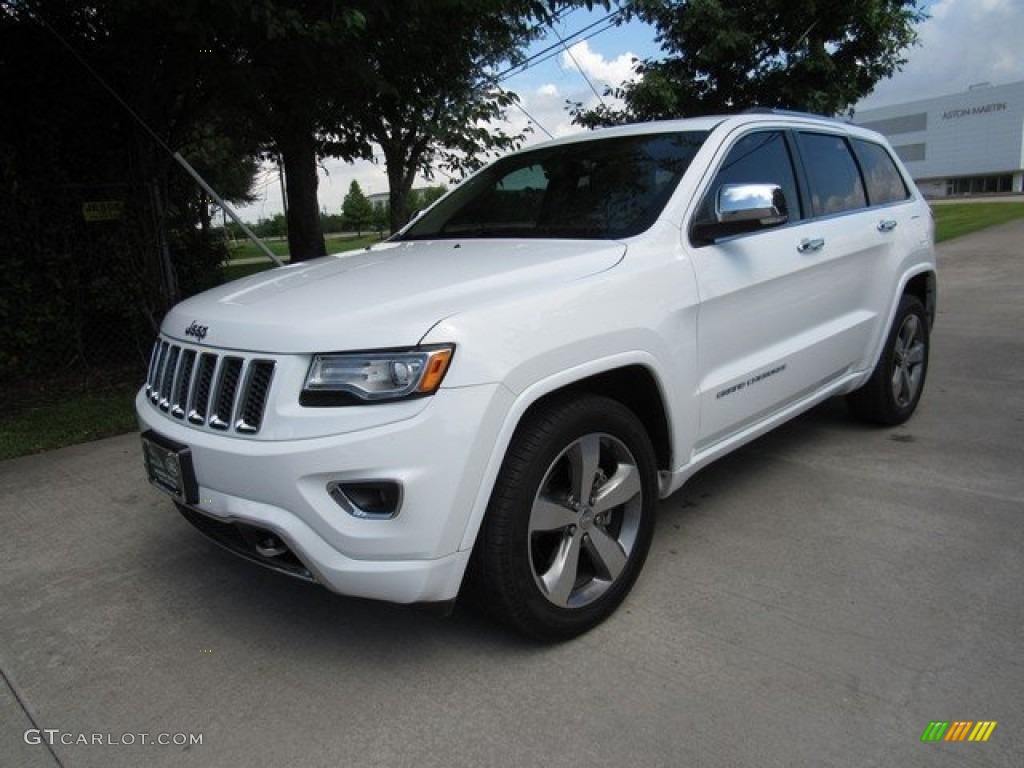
[145,340,276,435]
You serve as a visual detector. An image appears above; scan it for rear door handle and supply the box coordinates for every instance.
[877,219,898,232]
[797,238,825,253]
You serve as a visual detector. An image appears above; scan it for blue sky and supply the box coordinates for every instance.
[238,0,1024,222]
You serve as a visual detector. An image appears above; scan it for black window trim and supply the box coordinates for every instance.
[791,129,871,221]
[849,137,914,210]
[687,126,806,248]
[687,124,919,248]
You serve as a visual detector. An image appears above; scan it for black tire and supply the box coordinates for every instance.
[470,394,658,641]
[847,293,930,426]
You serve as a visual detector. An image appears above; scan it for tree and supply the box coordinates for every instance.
[203,1,367,262]
[182,1,564,256]
[254,214,288,239]
[407,185,449,215]
[149,1,584,257]
[334,1,568,231]
[371,201,389,236]
[8,1,585,276]
[182,119,260,234]
[0,0,260,377]
[341,180,374,236]
[572,0,925,127]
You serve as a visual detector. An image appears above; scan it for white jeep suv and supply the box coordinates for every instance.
[138,112,936,639]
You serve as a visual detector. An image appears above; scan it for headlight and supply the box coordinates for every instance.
[301,345,454,405]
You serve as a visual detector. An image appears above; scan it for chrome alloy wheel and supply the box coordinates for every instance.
[891,313,926,408]
[527,433,644,609]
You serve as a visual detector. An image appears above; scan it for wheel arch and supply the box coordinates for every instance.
[557,366,672,474]
[902,268,937,329]
[457,357,675,553]
[855,265,936,387]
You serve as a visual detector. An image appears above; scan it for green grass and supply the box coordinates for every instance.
[224,233,385,281]
[932,202,1024,243]
[226,237,292,260]
[0,384,139,461]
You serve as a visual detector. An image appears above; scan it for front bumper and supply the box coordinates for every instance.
[136,382,510,604]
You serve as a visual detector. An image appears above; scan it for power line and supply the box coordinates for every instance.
[512,101,555,140]
[494,9,624,84]
[494,10,625,139]
[550,24,607,108]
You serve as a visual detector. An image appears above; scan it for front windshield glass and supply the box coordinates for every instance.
[397,131,709,241]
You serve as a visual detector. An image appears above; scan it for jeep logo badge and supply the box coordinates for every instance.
[185,321,208,342]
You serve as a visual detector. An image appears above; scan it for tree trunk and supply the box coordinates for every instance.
[383,140,420,233]
[278,131,326,262]
[386,160,408,233]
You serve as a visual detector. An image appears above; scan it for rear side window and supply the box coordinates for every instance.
[797,133,867,217]
[852,139,910,205]
[696,130,802,224]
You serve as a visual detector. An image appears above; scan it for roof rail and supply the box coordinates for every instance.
[742,107,852,124]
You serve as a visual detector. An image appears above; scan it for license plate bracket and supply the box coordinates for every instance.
[141,430,199,505]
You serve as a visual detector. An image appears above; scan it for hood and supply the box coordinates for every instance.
[163,239,625,353]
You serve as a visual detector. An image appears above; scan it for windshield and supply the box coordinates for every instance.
[397,131,709,241]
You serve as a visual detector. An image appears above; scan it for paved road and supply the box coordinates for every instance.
[3,222,1023,768]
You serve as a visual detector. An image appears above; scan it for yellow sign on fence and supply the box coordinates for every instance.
[82,201,125,222]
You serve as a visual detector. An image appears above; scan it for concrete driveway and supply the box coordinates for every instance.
[3,222,1023,768]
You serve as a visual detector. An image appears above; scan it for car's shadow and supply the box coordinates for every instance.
[140,396,877,654]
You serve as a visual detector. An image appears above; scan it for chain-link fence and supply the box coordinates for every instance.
[1,176,227,424]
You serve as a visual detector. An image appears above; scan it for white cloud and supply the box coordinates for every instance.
[490,41,646,146]
[511,80,581,141]
[560,40,639,89]
[859,0,1024,108]
[319,158,390,206]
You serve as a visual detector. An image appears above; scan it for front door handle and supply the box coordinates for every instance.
[797,237,825,253]
[877,219,898,232]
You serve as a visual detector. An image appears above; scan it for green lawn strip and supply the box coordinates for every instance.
[226,233,383,261]
[0,385,139,461]
[932,202,1024,243]
[224,234,384,280]
[226,237,291,260]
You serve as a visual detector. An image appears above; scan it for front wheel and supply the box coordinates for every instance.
[471,394,658,640]
[847,293,930,425]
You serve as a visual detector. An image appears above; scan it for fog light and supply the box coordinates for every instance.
[327,481,403,520]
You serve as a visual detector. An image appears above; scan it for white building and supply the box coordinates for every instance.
[854,80,1024,197]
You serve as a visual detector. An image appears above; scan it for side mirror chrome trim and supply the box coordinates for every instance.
[716,183,788,226]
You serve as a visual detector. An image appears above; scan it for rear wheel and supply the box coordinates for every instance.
[471,394,658,640]
[847,294,930,425]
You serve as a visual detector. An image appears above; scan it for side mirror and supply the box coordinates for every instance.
[717,183,787,226]
[692,183,789,244]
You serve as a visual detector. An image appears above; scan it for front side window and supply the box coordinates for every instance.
[694,130,802,226]
[852,139,910,206]
[797,132,868,216]
[397,132,709,241]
